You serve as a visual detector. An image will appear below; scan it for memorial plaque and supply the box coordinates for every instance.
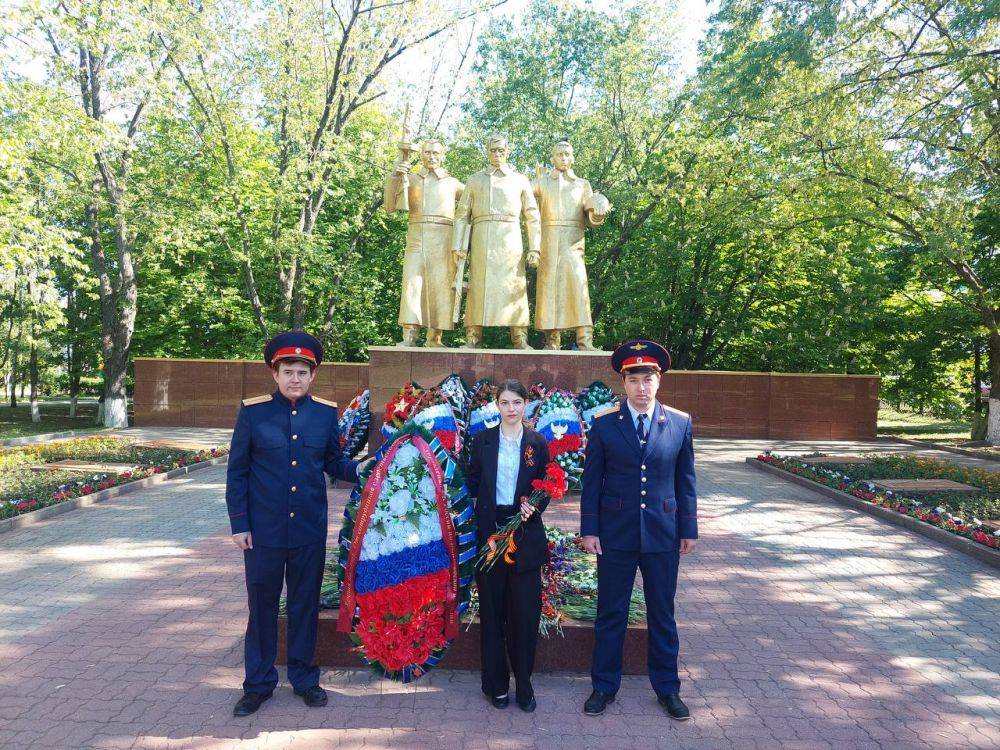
[872,479,981,496]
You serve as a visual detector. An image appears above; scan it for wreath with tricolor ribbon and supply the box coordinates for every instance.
[336,422,476,682]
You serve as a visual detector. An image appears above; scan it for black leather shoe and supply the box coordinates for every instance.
[657,693,690,720]
[583,689,615,716]
[517,696,537,713]
[233,691,271,717]
[294,685,328,707]
[490,693,509,709]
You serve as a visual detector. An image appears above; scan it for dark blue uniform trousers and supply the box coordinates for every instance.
[243,541,325,694]
[592,548,681,696]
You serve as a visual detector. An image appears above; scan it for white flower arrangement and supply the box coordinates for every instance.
[360,444,443,561]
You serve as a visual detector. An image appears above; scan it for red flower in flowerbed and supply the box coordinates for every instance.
[355,569,450,672]
[755,453,1000,553]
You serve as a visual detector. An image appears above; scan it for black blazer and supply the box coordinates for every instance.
[465,425,551,572]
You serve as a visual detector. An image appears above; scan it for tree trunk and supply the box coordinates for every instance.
[973,340,983,414]
[989,331,1000,445]
[103,352,129,428]
[29,339,40,423]
[9,339,19,408]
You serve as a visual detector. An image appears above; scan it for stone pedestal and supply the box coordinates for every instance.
[367,346,880,442]
[278,609,649,674]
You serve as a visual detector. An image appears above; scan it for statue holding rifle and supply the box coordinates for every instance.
[384,137,464,348]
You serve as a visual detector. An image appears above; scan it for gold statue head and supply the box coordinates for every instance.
[484,135,510,169]
[551,140,574,172]
[420,139,445,171]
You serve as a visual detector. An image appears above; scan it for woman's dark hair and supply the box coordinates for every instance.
[496,379,529,401]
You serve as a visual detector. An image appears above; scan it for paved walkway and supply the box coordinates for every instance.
[0,440,997,749]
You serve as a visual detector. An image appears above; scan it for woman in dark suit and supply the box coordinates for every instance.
[465,379,551,713]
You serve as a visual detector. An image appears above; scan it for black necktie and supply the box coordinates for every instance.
[637,413,647,445]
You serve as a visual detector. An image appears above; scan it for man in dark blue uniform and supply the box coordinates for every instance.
[226,330,364,717]
[580,340,698,720]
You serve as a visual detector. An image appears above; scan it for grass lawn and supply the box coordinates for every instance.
[877,405,1000,459]
[0,398,106,440]
[878,405,971,440]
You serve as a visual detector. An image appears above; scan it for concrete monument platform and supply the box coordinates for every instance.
[277,609,649,674]
[872,478,982,496]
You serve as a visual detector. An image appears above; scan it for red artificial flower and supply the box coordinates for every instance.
[355,569,451,671]
[548,435,582,458]
[479,461,568,572]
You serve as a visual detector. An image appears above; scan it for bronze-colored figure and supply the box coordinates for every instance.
[453,135,541,349]
[532,141,610,350]
[384,139,464,347]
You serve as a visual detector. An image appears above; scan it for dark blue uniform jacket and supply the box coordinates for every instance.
[580,400,697,551]
[226,391,357,548]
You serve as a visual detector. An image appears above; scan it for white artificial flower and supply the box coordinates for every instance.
[418,475,437,502]
[394,443,420,466]
[360,530,383,560]
[388,489,413,517]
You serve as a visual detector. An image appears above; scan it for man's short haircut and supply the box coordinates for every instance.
[274,358,316,373]
[421,138,445,151]
[552,140,573,152]
[623,366,660,378]
[485,134,508,150]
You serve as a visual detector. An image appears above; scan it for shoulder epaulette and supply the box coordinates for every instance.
[242,394,272,406]
[662,404,690,419]
[312,396,338,408]
[593,402,621,420]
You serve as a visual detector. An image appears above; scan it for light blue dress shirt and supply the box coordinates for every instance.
[495,426,523,507]
[626,401,656,434]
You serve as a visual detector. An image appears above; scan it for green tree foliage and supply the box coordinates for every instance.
[0,0,992,421]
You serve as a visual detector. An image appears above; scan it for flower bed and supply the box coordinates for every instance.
[0,436,228,520]
[754,452,1000,551]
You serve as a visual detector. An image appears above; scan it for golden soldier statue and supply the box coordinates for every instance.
[453,135,541,350]
[384,139,464,348]
[532,141,611,350]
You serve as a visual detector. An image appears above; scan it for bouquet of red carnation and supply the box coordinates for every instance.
[475,462,568,573]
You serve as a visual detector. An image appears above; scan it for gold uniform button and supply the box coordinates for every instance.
[292,434,298,440]
[289,512,295,518]
[291,486,297,492]
[640,503,647,509]
[291,460,297,467]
